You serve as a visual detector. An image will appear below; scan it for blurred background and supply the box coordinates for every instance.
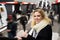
[0,0,60,40]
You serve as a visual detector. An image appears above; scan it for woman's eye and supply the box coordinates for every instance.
[37,15,40,17]
[34,16,36,17]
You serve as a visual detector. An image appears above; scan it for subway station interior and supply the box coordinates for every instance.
[0,0,60,40]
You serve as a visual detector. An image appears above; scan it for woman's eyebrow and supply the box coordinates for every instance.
[34,15,41,17]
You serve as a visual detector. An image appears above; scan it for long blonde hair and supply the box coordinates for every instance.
[31,8,51,27]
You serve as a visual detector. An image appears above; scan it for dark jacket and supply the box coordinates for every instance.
[7,22,17,33]
[22,25,52,40]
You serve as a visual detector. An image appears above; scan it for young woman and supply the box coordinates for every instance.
[17,8,52,40]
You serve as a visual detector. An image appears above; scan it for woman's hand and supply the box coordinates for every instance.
[6,29,11,32]
[17,36,22,40]
[22,31,28,38]
[16,30,28,40]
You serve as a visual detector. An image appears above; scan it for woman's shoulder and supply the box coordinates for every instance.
[41,24,52,32]
[44,24,52,29]
[45,25,52,29]
[38,24,52,35]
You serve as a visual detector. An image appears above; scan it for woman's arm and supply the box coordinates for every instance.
[22,35,35,40]
[19,30,36,40]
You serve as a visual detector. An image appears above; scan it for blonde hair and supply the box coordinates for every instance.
[31,8,51,27]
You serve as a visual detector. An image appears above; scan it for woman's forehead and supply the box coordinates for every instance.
[34,12,41,15]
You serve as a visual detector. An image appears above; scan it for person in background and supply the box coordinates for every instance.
[19,14,28,31]
[12,12,17,22]
[6,15,17,38]
[17,8,52,40]
[39,0,42,7]
[27,8,31,20]
[48,12,54,26]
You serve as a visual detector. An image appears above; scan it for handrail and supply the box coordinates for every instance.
[0,26,7,32]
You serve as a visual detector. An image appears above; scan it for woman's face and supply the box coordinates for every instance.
[33,12,43,24]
